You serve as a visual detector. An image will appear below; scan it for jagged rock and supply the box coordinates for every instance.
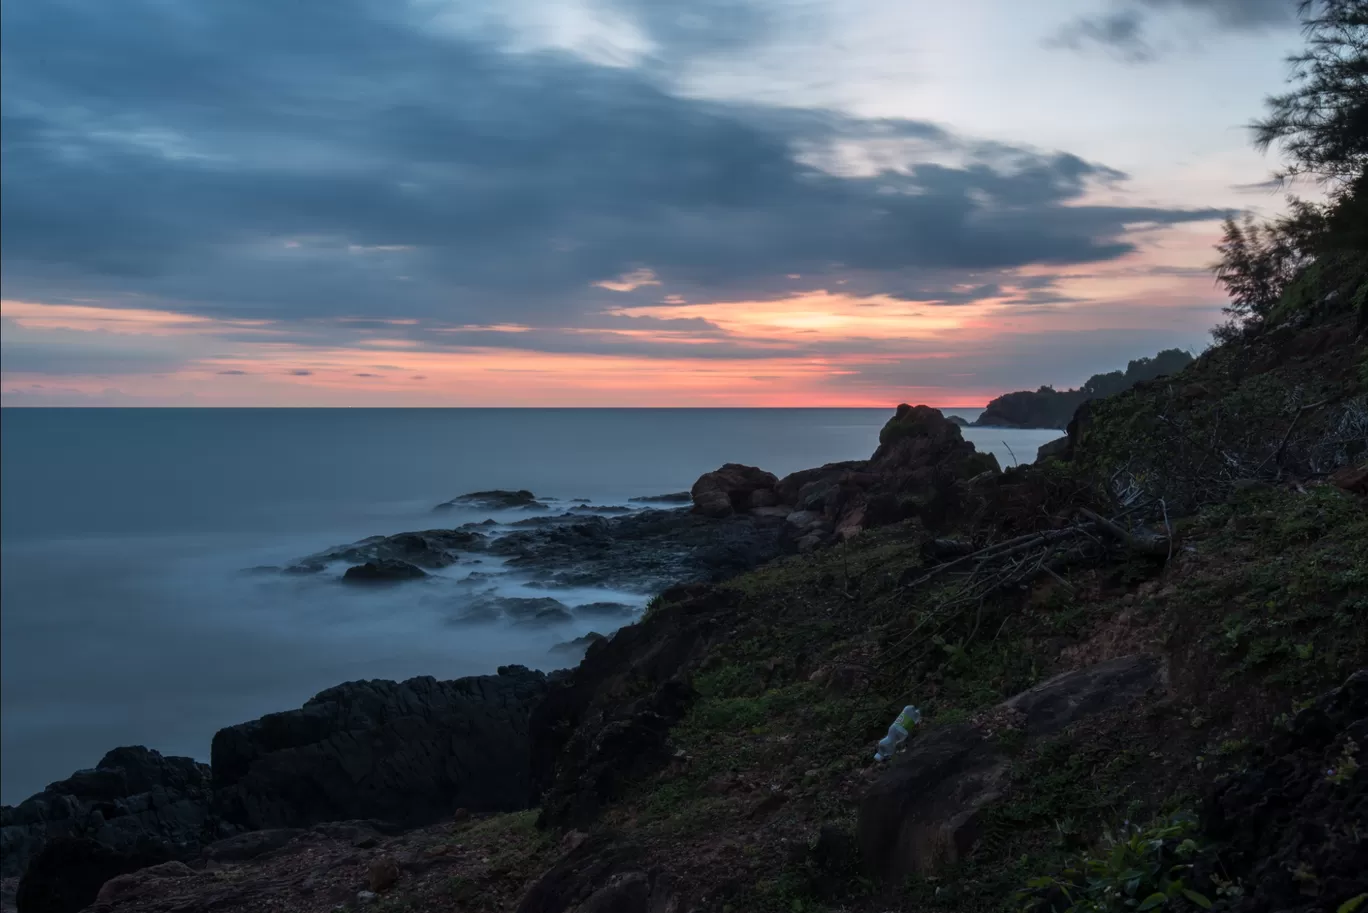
[858,654,1166,882]
[434,489,544,511]
[530,589,740,828]
[15,837,173,913]
[690,464,778,519]
[210,666,548,831]
[0,746,229,879]
[341,559,427,583]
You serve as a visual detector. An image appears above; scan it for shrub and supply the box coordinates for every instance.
[1015,813,1216,913]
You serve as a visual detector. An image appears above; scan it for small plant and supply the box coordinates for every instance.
[1327,738,1360,785]
[1015,813,1215,912]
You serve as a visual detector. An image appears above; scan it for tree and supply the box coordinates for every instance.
[1253,0,1368,187]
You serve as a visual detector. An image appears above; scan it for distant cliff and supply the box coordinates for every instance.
[975,348,1194,429]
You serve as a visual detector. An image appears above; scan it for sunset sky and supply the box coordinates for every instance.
[0,0,1308,406]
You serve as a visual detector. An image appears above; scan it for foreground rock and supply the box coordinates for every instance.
[858,654,1166,882]
[211,666,547,831]
[0,747,232,880]
[14,837,177,913]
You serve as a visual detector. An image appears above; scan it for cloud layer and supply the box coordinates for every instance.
[2,0,1224,331]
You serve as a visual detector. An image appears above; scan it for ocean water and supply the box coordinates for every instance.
[0,407,1060,803]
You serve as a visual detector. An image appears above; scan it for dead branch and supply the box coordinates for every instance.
[1077,507,1170,556]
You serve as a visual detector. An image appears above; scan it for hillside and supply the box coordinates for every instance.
[975,349,1195,430]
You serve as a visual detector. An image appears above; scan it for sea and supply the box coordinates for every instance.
[0,408,1060,803]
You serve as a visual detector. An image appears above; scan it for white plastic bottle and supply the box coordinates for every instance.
[873,705,921,761]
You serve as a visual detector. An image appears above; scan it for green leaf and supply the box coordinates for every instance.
[1183,889,1214,909]
[1338,894,1368,913]
[1138,892,1170,910]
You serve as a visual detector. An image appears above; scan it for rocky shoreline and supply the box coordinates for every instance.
[1,404,1000,910]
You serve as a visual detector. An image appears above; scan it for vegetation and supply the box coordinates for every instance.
[1214,0,1367,339]
[975,349,1194,429]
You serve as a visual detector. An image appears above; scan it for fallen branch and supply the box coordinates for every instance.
[1077,508,1170,556]
[1257,398,1332,477]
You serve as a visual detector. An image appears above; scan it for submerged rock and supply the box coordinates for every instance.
[211,665,548,831]
[434,489,545,511]
[310,529,486,570]
[628,492,692,504]
[342,559,427,583]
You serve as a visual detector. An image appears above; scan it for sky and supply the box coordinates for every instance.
[0,0,1311,407]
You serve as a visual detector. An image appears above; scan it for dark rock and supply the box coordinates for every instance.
[1,746,229,879]
[946,415,970,427]
[210,666,548,831]
[1035,436,1070,463]
[1330,463,1368,495]
[1197,668,1367,913]
[574,602,637,619]
[628,492,692,504]
[531,588,741,828]
[309,529,485,571]
[488,509,785,594]
[515,836,677,913]
[690,464,778,519]
[454,596,574,626]
[551,632,607,659]
[859,654,1165,882]
[342,559,427,584]
[15,837,172,913]
[434,489,543,511]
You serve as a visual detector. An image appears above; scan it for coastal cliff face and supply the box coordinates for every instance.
[5,312,1366,913]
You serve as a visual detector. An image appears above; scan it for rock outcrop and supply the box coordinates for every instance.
[858,654,1166,883]
[530,586,736,828]
[14,837,176,913]
[683,407,1001,552]
[211,666,548,831]
[690,464,779,519]
[0,747,232,880]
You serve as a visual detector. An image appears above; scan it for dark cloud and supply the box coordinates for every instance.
[216,369,249,375]
[353,372,379,377]
[285,369,313,376]
[2,0,1220,332]
[1049,0,1295,61]
[1046,11,1155,62]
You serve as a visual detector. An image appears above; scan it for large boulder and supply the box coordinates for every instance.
[1035,436,1071,463]
[210,665,548,831]
[434,489,545,511]
[14,837,173,913]
[858,655,1165,883]
[0,746,229,879]
[690,464,778,519]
